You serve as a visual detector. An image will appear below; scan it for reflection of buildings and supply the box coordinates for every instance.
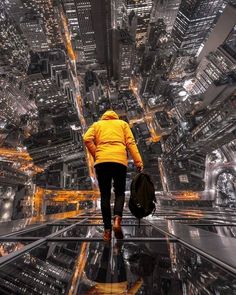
[0,241,82,294]
[175,243,236,294]
[0,215,236,293]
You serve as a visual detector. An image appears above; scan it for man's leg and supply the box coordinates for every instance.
[113,163,127,217]
[112,163,127,239]
[95,163,112,230]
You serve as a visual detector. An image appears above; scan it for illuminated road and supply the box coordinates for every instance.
[158,157,169,192]
[68,242,89,295]
[0,148,32,161]
[33,187,99,217]
[59,9,96,188]
[129,79,161,143]
[0,147,98,218]
[0,148,43,174]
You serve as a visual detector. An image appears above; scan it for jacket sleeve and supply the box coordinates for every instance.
[127,278,143,294]
[83,124,96,157]
[124,122,143,168]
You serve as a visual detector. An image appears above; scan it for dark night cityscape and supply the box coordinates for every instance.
[0,0,236,294]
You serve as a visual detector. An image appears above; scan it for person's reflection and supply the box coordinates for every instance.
[87,243,142,294]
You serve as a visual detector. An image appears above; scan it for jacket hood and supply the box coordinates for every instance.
[101,110,119,120]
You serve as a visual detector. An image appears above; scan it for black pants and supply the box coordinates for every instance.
[95,162,127,230]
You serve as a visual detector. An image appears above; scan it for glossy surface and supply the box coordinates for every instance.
[193,225,236,238]
[0,206,236,294]
[16,225,67,237]
[0,240,235,294]
[59,224,165,238]
[0,241,29,257]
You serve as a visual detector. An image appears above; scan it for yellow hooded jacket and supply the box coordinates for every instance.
[83,110,143,168]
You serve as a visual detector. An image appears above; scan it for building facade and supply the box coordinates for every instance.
[172,0,226,56]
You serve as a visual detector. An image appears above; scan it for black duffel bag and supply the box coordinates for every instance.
[129,172,156,220]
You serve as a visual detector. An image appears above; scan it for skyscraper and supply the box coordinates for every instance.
[190,4,236,95]
[111,0,125,29]
[151,0,181,34]
[0,78,37,126]
[62,0,97,64]
[19,0,62,48]
[0,2,30,76]
[75,0,97,64]
[126,0,153,47]
[112,29,135,90]
[196,3,236,63]
[62,0,110,66]
[91,0,111,66]
[20,14,50,52]
[172,0,226,56]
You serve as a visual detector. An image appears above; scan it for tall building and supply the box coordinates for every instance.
[172,0,226,56]
[62,0,110,66]
[20,14,50,52]
[111,0,125,29]
[191,7,236,94]
[74,0,97,64]
[140,19,174,99]
[191,4,236,95]
[84,71,102,112]
[20,0,62,48]
[126,0,153,47]
[0,3,30,76]
[151,0,181,34]
[0,78,37,127]
[35,153,90,190]
[197,3,236,63]
[162,83,236,190]
[61,0,79,39]
[5,0,26,25]
[91,0,112,67]
[62,0,97,64]
[112,29,135,90]
[23,71,81,166]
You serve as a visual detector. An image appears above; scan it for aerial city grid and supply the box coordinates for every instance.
[0,0,236,293]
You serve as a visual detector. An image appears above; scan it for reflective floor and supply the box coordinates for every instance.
[0,205,236,294]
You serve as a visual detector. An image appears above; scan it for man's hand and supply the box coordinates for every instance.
[137,165,143,173]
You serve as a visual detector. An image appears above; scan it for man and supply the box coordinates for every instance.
[83,110,143,241]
